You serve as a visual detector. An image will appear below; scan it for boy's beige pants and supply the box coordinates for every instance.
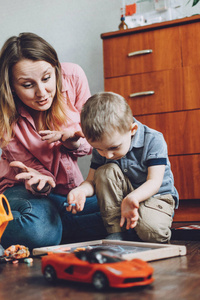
[94,163,175,243]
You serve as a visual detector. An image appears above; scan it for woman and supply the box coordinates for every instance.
[0,32,106,250]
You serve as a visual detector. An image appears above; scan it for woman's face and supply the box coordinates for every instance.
[12,59,56,111]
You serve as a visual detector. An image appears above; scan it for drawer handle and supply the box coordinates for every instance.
[128,49,153,57]
[130,91,155,98]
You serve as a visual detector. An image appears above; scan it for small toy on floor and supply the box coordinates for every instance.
[0,244,30,263]
[4,244,30,260]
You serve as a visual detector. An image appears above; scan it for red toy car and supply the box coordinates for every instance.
[41,247,154,290]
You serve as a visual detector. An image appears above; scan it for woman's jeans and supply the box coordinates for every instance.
[1,185,107,250]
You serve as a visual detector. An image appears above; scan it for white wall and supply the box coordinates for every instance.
[0,0,121,95]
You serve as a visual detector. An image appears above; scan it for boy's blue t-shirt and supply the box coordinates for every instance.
[90,118,179,208]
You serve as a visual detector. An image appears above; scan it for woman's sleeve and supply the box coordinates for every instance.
[61,63,92,156]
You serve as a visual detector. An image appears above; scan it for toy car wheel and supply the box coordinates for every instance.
[92,271,109,290]
[43,265,57,282]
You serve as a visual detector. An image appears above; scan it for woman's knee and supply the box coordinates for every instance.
[27,199,62,247]
[2,189,62,250]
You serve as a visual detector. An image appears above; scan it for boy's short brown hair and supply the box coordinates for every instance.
[81,92,133,142]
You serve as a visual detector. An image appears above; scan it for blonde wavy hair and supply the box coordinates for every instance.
[81,92,133,142]
[0,32,67,147]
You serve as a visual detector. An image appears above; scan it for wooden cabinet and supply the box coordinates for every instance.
[101,16,200,222]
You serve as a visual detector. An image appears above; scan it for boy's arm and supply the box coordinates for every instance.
[130,164,165,203]
[120,164,165,229]
[66,168,95,214]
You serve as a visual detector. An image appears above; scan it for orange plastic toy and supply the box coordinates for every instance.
[0,194,13,239]
[42,247,154,290]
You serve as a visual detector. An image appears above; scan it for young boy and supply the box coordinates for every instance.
[67,92,179,243]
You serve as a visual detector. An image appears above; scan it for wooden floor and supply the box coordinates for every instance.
[0,239,200,300]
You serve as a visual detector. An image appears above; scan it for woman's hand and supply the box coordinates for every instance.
[9,161,55,193]
[39,129,84,149]
[39,130,62,144]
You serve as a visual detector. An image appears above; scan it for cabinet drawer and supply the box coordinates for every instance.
[105,69,184,115]
[183,66,200,109]
[181,21,200,67]
[103,27,181,78]
[170,154,200,200]
[136,109,200,156]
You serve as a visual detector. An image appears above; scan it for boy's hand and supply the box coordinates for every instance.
[120,196,139,230]
[66,189,86,214]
